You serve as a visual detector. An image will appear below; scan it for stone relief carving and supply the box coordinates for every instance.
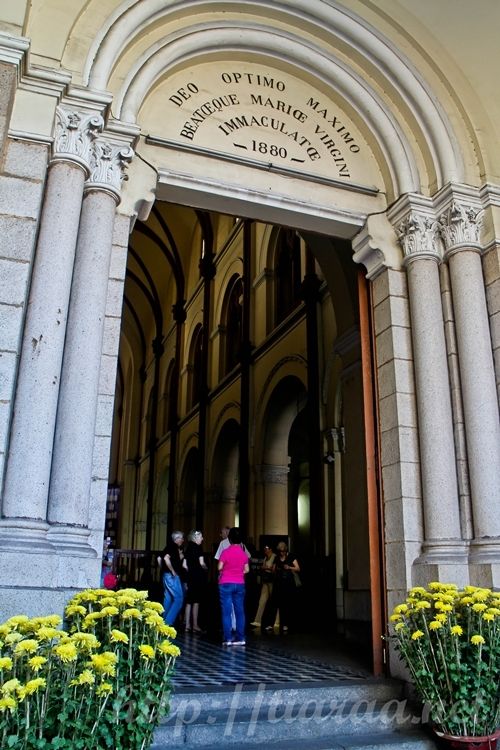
[396,210,441,259]
[88,140,135,196]
[437,201,483,250]
[53,107,104,167]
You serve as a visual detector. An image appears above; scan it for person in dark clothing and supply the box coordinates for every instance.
[184,529,208,632]
[267,540,300,634]
[158,530,186,626]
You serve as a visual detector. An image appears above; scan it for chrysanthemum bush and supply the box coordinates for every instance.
[389,582,500,737]
[0,588,180,749]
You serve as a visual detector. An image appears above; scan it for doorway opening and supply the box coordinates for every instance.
[106,199,383,673]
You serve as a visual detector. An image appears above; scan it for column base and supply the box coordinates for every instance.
[47,524,95,555]
[469,537,500,587]
[412,539,470,587]
[0,520,101,622]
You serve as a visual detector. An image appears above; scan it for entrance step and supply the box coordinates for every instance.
[151,680,439,749]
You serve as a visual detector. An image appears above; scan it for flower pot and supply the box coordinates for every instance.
[433,728,500,750]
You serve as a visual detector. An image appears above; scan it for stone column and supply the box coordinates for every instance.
[437,198,500,580]
[390,198,467,583]
[258,464,289,535]
[1,107,103,540]
[48,138,133,549]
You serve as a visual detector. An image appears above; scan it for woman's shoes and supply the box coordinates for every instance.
[265,625,273,632]
[250,621,261,628]
[184,626,192,632]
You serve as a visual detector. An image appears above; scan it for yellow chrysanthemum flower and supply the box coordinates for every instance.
[138,644,155,660]
[36,627,62,642]
[28,656,47,672]
[429,620,443,630]
[0,657,13,670]
[390,614,402,622]
[435,614,447,623]
[70,632,100,650]
[482,613,495,622]
[472,603,487,612]
[65,604,87,617]
[144,601,164,614]
[24,678,46,695]
[450,625,463,636]
[460,596,474,605]
[53,643,78,663]
[40,615,62,628]
[96,682,113,696]
[14,639,39,655]
[487,607,500,616]
[89,652,118,675]
[158,640,180,656]
[0,696,17,713]
[110,629,129,644]
[122,608,142,619]
[415,601,431,610]
[6,615,30,628]
[70,669,95,686]
[1,678,21,695]
[471,634,485,645]
[100,606,119,617]
[5,632,23,644]
[411,630,424,640]
[394,604,408,614]
[98,597,117,607]
[158,624,177,639]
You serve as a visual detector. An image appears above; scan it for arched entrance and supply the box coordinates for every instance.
[3,2,499,690]
[111,198,381,667]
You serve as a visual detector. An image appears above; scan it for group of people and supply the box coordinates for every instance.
[157,529,208,633]
[158,526,301,646]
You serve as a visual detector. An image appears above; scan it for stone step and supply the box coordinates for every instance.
[152,681,436,749]
[157,733,439,750]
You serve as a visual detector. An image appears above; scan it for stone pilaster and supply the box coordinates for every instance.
[48,137,133,550]
[389,196,467,583]
[436,190,500,584]
[1,107,104,535]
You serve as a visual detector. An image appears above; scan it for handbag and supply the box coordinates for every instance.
[292,571,302,588]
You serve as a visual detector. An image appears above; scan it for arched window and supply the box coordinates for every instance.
[275,228,302,324]
[222,275,243,375]
[189,324,204,409]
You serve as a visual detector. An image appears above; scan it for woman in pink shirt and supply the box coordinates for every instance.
[218,527,249,645]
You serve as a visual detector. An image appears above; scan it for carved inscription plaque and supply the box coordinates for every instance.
[141,63,378,184]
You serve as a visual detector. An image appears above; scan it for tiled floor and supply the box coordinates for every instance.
[171,629,372,692]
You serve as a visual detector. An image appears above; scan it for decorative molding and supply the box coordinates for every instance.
[352,213,402,278]
[437,201,483,257]
[87,139,135,201]
[0,33,29,74]
[52,107,104,174]
[256,464,289,484]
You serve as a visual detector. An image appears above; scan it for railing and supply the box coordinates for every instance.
[107,549,162,589]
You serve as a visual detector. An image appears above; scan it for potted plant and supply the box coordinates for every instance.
[0,587,180,749]
[389,582,500,749]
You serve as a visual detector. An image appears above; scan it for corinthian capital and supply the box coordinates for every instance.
[437,201,483,253]
[87,139,134,201]
[53,107,104,173]
[395,210,441,263]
